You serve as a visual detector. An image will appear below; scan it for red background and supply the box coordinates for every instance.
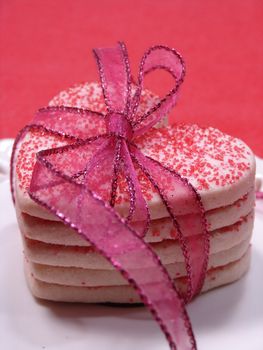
[0,0,262,156]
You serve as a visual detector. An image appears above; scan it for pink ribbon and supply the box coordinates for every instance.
[11,42,210,350]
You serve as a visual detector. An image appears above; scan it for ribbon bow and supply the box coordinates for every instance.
[11,42,209,350]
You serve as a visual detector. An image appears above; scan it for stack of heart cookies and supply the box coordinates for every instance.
[13,82,256,303]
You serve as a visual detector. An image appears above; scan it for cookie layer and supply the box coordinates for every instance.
[23,212,253,270]
[25,247,251,303]
[28,234,251,287]
[18,190,255,246]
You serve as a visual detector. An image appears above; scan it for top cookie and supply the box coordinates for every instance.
[14,82,255,221]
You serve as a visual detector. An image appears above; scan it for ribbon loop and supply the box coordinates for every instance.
[131,46,185,137]
[93,42,132,115]
[33,106,105,140]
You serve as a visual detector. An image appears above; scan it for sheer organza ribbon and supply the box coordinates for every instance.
[11,42,210,350]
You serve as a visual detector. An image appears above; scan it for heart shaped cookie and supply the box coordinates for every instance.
[13,82,255,303]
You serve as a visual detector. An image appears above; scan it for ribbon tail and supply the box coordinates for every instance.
[29,145,197,350]
[121,140,150,236]
[81,138,112,180]
[131,146,210,302]
[109,138,123,207]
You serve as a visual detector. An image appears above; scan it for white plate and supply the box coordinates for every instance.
[0,154,263,350]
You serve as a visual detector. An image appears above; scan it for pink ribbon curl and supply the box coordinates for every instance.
[11,42,210,350]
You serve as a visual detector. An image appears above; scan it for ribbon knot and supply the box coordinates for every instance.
[11,42,210,350]
[106,112,133,141]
